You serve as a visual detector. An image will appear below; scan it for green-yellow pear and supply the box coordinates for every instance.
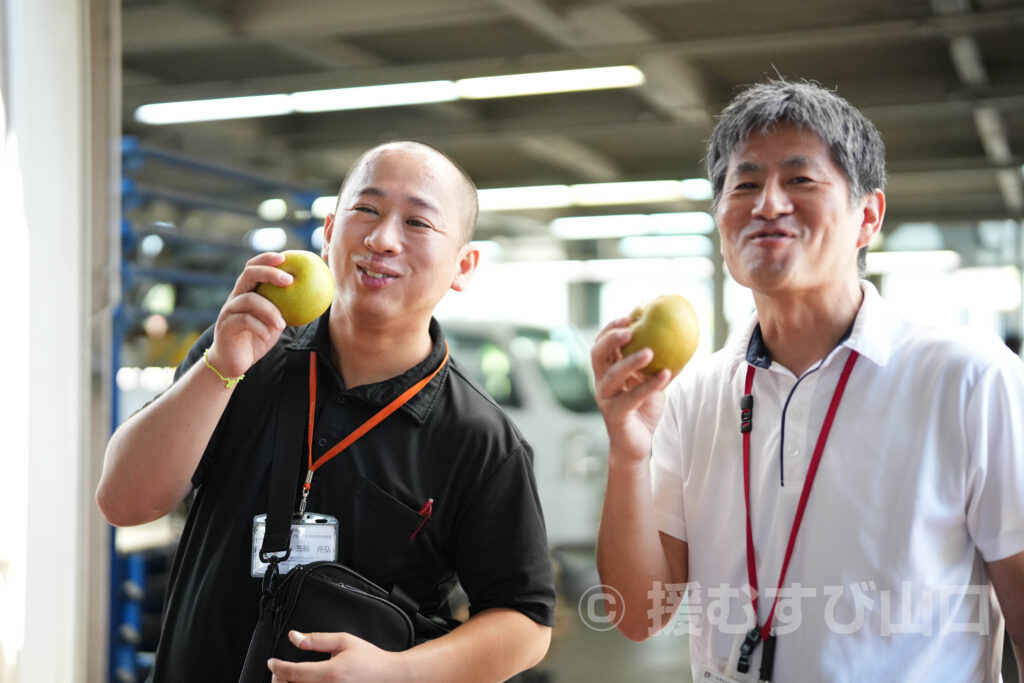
[256,250,335,327]
[621,294,699,376]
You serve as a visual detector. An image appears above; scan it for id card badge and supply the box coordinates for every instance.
[700,671,743,683]
[250,512,338,577]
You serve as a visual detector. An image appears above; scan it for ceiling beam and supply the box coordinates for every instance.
[123,6,1024,106]
[931,0,1023,214]
[122,0,504,52]
[516,136,622,183]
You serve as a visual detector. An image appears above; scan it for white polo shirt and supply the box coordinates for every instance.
[651,281,1024,682]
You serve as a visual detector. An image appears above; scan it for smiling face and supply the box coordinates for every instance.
[322,143,479,332]
[715,123,883,300]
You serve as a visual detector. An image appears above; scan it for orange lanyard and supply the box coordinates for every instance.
[297,342,450,515]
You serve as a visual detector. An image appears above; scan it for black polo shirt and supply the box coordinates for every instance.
[148,314,555,683]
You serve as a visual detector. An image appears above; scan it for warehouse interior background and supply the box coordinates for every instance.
[2,0,1023,681]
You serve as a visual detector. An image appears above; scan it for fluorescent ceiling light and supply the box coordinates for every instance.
[135,94,293,124]
[135,65,644,125]
[551,212,714,240]
[619,234,712,258]
[477,185,574,211]
[315,179,712,216]
[247,227,288,252]
[552,214,650,240]
[258,198,289,221]
[456,65,644,99]
[647,212,715,234]
[476,180,712,212]
[292,81,458,112]
[680,178,713,201]
[574,257,715,281]
[572,180,688,206]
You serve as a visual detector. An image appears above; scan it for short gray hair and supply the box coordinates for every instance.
[706,79,887,210]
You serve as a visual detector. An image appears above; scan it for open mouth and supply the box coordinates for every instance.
[360,267,391,279]
[357,264,399,283]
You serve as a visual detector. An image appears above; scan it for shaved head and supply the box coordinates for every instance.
[336,140,479,244]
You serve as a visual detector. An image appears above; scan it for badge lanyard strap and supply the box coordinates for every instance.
[737,349,859,681]
[297,342,450,516]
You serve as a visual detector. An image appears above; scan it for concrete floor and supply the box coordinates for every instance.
[539,616,692,683]
[531,547,693,683]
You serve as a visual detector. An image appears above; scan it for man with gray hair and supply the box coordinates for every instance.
[591,79,1024,681]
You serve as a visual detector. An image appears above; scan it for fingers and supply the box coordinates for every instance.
[266,632,358,683]
[591,316,670,421]
[219,289,285,334]
[212,289,285,344]
[220,252,292,339]
[288,629,353,652]
[267,657,320,683]
[593,328,656,402]
[590,317,632,378]
[206,254,294,377]
[266,655,326,683]
[229,251,292,298]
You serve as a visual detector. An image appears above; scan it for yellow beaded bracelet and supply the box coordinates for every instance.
[203,348,245,389]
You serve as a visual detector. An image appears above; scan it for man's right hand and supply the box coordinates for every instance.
[205,251,294,379]
[590,316,673,463]
[592,317,687,641]
[96,252,302,527]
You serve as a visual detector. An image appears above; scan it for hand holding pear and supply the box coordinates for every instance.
[620,294,699,376]
[256,250,335,327]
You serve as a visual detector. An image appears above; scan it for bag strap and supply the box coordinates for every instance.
[256,348,450,639]
[260,350,309,561]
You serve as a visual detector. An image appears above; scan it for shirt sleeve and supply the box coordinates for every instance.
[965,351,1024,562]
[451,444,556,627]
[651,380,688,542]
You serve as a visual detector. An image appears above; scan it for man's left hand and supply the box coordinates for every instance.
[267,630,408,683]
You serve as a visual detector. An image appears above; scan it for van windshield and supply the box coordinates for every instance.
[509,327,598,414]
[444,324,598,413]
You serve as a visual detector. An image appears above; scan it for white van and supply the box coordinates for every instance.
[439,320,608,550]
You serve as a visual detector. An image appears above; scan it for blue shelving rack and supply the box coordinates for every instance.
[108,136,323,681]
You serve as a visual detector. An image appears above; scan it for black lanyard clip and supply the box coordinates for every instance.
[740,394,753,433]
[737,626,761,673]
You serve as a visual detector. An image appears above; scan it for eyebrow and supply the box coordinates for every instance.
[732,155,823,175]
[355,187,441,214]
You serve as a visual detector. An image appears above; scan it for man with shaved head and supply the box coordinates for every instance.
[98,140,555,682]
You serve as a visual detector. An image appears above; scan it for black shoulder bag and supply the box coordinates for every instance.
[237,351,454,683]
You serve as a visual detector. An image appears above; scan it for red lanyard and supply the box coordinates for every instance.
[737,349,859,679]
[297,342,450,515]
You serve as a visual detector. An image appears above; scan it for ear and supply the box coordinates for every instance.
[321,214,335,261]
[450,243,480,292]
[856,189,885,249]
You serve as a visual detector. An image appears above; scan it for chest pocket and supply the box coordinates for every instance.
[339,476,427,580]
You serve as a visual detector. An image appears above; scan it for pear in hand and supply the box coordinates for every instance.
[621,294,699,376]
[256,250,335,327]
